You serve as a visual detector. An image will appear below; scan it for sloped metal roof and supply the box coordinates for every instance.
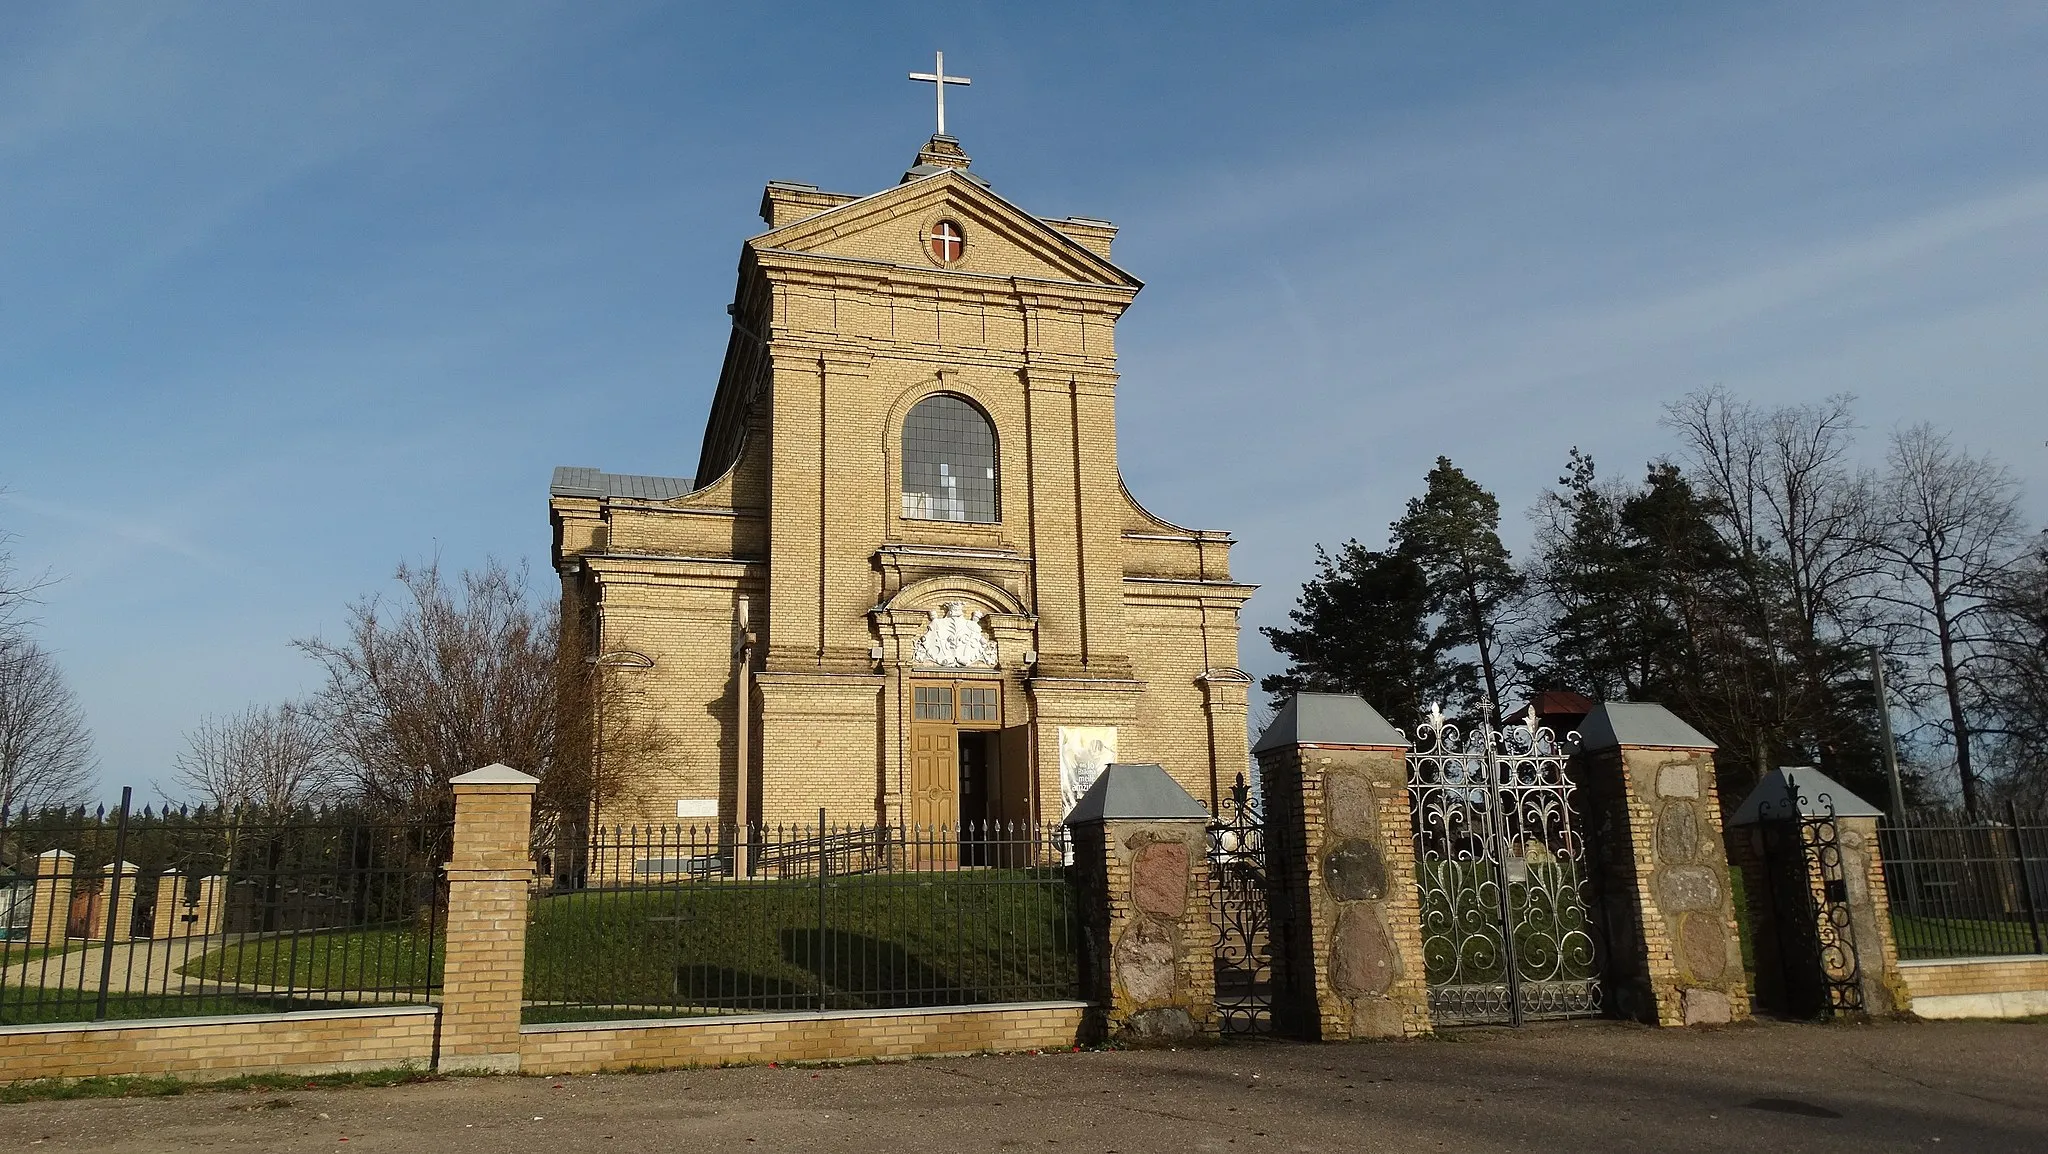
[550,466,695,501]
[1728,766,1884,825]
[1252,692,1409,754]
[1576,702,1717,752]
[1063,763,1211,824]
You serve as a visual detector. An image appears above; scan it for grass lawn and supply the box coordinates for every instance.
[0,991,346,1027]
[179,926,442,992]
[1890,912,2046,959]
[0,1067,437,1103]
[523,868,1077,1023]
[158,870,1077,1025]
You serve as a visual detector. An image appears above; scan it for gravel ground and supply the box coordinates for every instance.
[0,1017,2042,1153]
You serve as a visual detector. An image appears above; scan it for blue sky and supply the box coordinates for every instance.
[3,2,2044,801]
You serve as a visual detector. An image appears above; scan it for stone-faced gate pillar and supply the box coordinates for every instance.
[29,850,75,947]
[1253,693,1432,1040]
[1574,702,1750,1026]
[1065,763,1217,1041]
[439,763,540,1072]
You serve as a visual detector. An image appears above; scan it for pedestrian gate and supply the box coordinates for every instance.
[1755,773,1864,1018]
[1208,773,1272,1034]
[1408,706,1601,1025]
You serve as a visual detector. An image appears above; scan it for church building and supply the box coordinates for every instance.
[549,98,1254,835]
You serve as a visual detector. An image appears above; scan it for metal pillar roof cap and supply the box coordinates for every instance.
[1063,763,1211,824]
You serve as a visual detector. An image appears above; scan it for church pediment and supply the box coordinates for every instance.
[750,171,1141,290]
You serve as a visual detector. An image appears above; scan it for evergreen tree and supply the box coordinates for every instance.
[1261,542,1437,725]
[1390,457,1523,712]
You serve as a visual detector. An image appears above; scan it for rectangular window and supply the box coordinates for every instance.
[960,686,1000,723]
[913,686,954,721]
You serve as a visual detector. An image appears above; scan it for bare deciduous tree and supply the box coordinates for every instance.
[0,637,95,814]
[1869,424,2025,816]
[166,701,335,813]
[1663,388,1883,786]
[296,559,561,823]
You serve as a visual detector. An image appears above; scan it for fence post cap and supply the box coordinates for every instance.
[451,763,540,787]
[1576,701,1717,752]
[1064,763,1211,825]
[34,848,74,860]
[1253,692,1409,753]
[102,859,141,874]
[1728,766,1885,825]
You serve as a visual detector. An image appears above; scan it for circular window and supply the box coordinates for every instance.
[927,219,965,264]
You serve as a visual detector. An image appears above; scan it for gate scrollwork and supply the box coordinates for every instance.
[1408,704,1601,1025]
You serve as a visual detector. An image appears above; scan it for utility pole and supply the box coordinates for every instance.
[1869,646,1907,819]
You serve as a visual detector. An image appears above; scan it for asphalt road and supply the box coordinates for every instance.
[1,1018,2042,1152]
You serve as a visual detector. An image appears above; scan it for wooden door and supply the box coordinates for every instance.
[909,723,958,831]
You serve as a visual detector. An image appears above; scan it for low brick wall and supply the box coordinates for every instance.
[1899,956,2048,1019]
[519,1001,1090,1074]
[0,1007,438,1082]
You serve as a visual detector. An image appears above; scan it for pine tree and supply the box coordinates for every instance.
[1390,457,1523,712]
[1261,542,1437,726]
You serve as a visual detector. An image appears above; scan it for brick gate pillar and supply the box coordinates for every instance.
[1575,702,1750,1026]
[438,763,539,1072]
[29,850,74,946]
[1253,693,1432,1040]
[1065,762,1217,1042]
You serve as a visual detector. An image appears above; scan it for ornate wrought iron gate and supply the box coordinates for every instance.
[1208,773,1272,1034]
[1756,774,1864,1018]
[1408,706,1602,1025]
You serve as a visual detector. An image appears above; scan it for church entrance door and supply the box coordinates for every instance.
[909,679,1011,861]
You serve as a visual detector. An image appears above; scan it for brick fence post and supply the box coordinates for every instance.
[150,869,183,940]
[438,763,539,1072]
[29,850,74,946]
[1575,702,1750,1026]
[1066,763,1217,1042]
[101,860,140,942]
[1253,692,1431,1040]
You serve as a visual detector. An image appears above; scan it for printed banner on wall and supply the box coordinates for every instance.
[1056,725,1118,819]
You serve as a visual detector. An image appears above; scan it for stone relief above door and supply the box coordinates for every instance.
[912,602,1000,667]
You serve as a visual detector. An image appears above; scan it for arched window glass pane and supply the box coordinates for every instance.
[902,394,998,523]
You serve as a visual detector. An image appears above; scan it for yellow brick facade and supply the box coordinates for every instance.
[550,136,1254,831]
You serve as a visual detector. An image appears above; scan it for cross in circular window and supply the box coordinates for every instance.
[928,220,964,263]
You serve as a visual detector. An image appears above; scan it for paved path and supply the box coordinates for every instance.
[0,1018,2042,1152]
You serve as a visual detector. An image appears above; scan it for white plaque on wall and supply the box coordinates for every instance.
[1056,726,1118,819]
[676,798,719,819]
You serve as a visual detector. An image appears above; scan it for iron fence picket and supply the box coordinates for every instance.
[524,818,1078,1024]
[1880,808,2048,960]
[0,797,447,1026]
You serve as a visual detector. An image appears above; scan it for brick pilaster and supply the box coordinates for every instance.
[30,850,74,946]
[438,763,539,1072]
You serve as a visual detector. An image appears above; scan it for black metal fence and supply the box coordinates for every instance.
[1879,804,2047,960]
[526,816,1080,1024]
[0,790,447,1025]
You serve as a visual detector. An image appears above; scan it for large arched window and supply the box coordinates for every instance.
[901,393,999,523]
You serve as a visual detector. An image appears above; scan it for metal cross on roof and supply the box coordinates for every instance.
[908,51,971,137]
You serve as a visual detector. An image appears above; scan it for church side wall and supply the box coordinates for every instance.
[586,563,758,825]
